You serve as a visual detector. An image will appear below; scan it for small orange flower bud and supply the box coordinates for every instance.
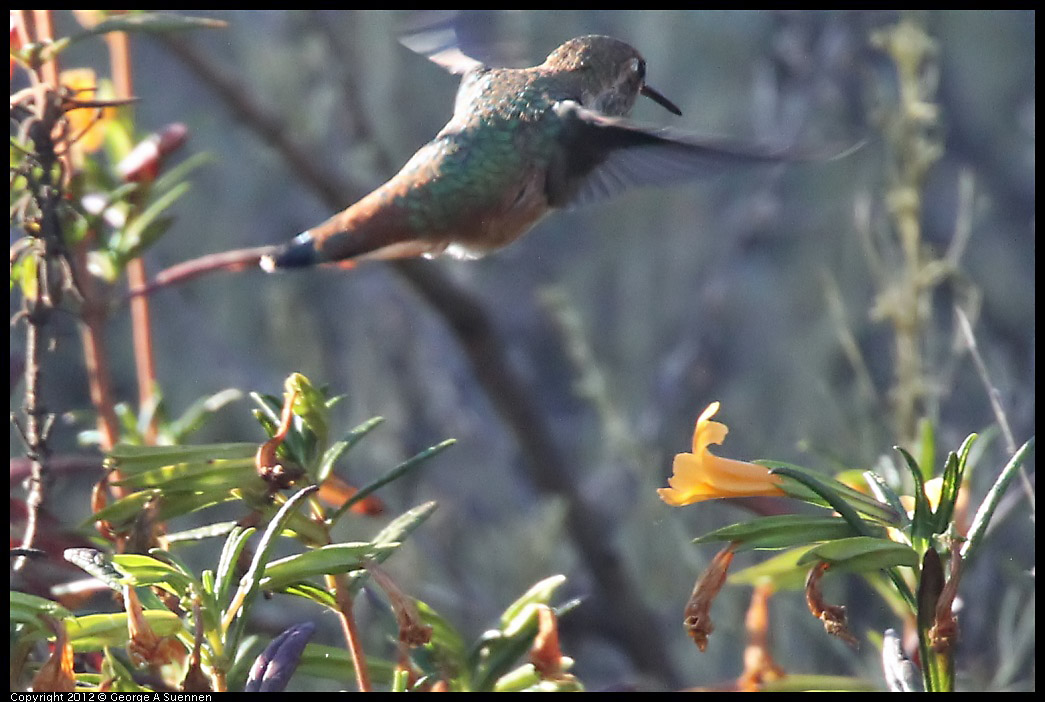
[530,605,564,678]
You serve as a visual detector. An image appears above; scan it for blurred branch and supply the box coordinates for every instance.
[155,32,677,686]
[10,455,105,483]
[107,27,160,445]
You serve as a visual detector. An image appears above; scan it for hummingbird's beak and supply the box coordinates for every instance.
[641,83,683,116]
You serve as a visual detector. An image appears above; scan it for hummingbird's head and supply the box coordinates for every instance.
[544,35,682,118]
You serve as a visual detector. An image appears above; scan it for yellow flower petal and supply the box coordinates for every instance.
[60,68,115,161]
[659,402,785,506]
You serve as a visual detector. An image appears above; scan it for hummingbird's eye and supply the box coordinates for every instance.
[635,59,646,80]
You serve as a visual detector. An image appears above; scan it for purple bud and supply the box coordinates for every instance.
[244,621,316,692]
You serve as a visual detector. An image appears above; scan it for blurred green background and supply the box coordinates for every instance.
[15,10,1034,691]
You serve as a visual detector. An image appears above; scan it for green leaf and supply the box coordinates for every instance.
[932,433,976,534]
[728,547,816,591]
[107,442,256,473]
[499,574,567,630]
[493,664,543,692]
[281,582,337,609]
[215,526,255,607]
[63,548,170,611]
[109,456,257,492]
[166,520,239,543]
[52,12,227,59]
[761,461,899,524]
[225,486,318,647]
[762,674,879,692]
[315,416,384,484]
[111,553,196,596]
[164,388,243,443]
[797,536,919,572]
[11,592,72,628]
[328,439,455,526]
[961,437,1034,562]
[372,501,439,548]
[151,151,214,197]
[344,502,439,594]
[260,542,400,592]
[917,417,937,482]
[293,644,397,686]
[693,515,871,551]
[64,610,183,651]
[895,447,933,548]
[286,373,330,451]
[767,465,878,536]
[417,600,469,685]
[83,489,159,526]
[863,471,911,530]
[112,181,190,259]
[250,392,313,469]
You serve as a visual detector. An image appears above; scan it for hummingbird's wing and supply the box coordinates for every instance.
[399,10,529,75]
[546,101,831,209]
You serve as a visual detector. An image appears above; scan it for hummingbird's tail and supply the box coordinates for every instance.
[259,231,323,272]
[128,245,277,298]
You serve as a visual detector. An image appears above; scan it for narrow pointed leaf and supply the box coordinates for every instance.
[293,644,397,685]
[767,466,877,536]
[761,461,899,524]
[499,574,567,629]
[329,440,455,526]
[11,592,72,627]
[417,600,470,680]
[111,554,195,596]
[106,442,256,474]
[961,437,1034,562]
[58,12,227,55]
[282,583,336,608]
[315,416,385,483]
[260,542,399,592]
[345,501,439,594]
[64,610,182,651]
[84,489,162,527]
[895,447,933,546]
[864,471,911,530]
[372,501,438,548]
[216,526,255,606]
[729,547,817,590]
[762,675,879,692]
[226,486,318,645]
[917,418,936,482]
[693,515,870,551]
[797,536,919,572]
[166,521,239,543]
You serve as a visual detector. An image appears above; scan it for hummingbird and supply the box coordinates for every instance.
[143,34,816,293]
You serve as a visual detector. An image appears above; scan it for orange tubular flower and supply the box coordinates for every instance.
[658,402,786,506]
[59,68,115,165]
